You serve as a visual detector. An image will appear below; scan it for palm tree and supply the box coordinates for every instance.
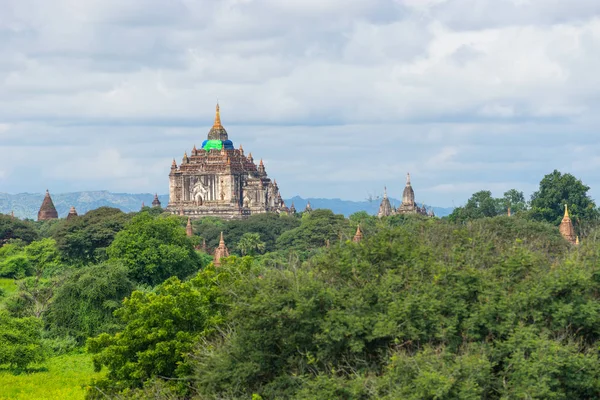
[235,232,266,256]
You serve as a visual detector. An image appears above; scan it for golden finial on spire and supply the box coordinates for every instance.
[576,235,580,245]
[213,103,222,127]
[219,231,225,245]
[564,203,569,218]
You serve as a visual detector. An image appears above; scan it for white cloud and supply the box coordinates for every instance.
[1,0,600,207]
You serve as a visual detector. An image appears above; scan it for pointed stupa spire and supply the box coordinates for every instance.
[576,235,580,245]
[38,190,58,221]
[213,103,222,127]
[378,186,392,218]
[406,172,411,185]
[152,193,162,208]
[171,159,177,169]
[186,217,193,237]
[559,204,576,244]
[353,225,363,243]
[214,231,229,266]
[305,200,312,212]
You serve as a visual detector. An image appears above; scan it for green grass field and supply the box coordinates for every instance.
[0,353,103,400]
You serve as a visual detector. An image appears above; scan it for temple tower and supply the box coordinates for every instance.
[353,225,363,243]
[186,217,194,237]
[559,204,577,244]
[38,190,58,221]
[378,173,429,217]
[377,187,392,218]
[166,104,283,219]
[152,194,162,208]
[213,232,230,266]
[305,201,312,213]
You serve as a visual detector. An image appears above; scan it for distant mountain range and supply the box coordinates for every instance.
[0,191,454,220]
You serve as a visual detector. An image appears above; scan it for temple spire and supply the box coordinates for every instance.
[186,217,193,237]
[214,231,229,266]
[213,103,222,127]
[559,204,576,244]
[353,225,363,243]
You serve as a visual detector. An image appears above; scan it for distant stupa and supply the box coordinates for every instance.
[38,190,58,221]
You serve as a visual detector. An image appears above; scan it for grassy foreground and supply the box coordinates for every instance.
[0,353,103,400]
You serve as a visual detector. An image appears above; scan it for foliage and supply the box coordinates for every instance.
[51,207,132,265]
[0,214,38,245]
[192,213,300,254]
[276,209,349,255]
[86,263,244,397]
[45,263,134,343]
[0,310,46,370]
[188,218,600,399]
[4,277,58,318]
[530,169,599,231]
[236,232,266,256]
[107,212,202,286]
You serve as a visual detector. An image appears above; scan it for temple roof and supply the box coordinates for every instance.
[38,190,59,221]
[207,104,229,141]
[402,173,415,206]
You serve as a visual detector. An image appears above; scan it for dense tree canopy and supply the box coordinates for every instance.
[107,212,203,286]
[276,209,349,255]
[0,214,38,245]
[46,263,134,342]
[530,169,599,227]
[52,207,132,265]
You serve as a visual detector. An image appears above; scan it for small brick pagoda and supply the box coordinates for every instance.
[166,104,285,219]
[37,190,59,221]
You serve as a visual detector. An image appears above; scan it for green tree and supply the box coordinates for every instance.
[0,214,38,245]
[52,207,132,265]
[236,232,266,256]
[276,209,349,255]
[107,212,202,286]
[87,264,238,397]
[530,170,599,229]
[502,188,527,214]
[449,190,503,222]
[45,263,134,343]
[0,310,46,370]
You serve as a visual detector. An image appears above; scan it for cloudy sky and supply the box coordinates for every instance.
[1,0,600,207]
